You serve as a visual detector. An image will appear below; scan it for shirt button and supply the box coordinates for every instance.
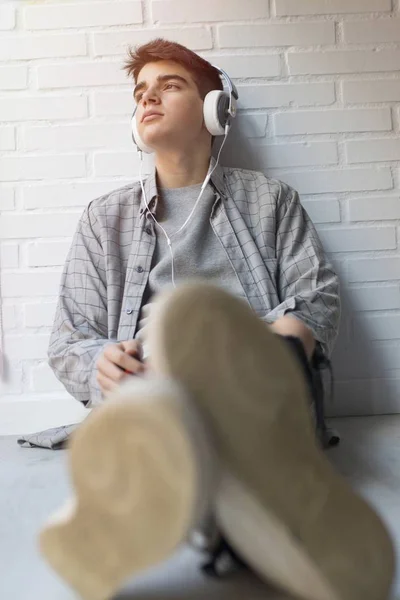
[136,266,144,273]
[126,308,133,315]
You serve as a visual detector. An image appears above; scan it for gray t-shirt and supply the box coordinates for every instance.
[135,182,246,359]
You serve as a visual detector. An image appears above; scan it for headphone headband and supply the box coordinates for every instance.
[211,65,239,101]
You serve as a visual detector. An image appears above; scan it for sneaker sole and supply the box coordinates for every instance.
[39,378,206,600]
[147,283,395,600]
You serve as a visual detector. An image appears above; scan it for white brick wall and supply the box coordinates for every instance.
[0,34,87,61]
[0,66,28,90]
[24,302,58,328]
[289,50,400,76]
[2,0,400,430]
[23,2,143,29]
[0,4,15,30]
[0,127,15,151]
[274,0,391,15]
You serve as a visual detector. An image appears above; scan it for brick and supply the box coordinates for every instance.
[0,66,28,90]
[0,4,15,30]
[344,20,400,44]
[349,196,400,221]
[24,302,57,328]
[2,305,18,330]
[275,0,391,15]
[94,27,212,56]
[347,286,400,311]
[0,96,87,122]
[348,257,400,282]
[4,334,50,360]
[1,271,62,297]
[94,151,143,177]
[27,240,71,267]
[318,227,396,253]
[23,123,131,151]
[29,362,65,393]
[368,345,400,372]
[0,365,23,395]
[23,181,124,209]
[274,108,391,136]
[301,199,341,224]
[354,315,400,341]
[237,83,335,109]
[24,2,142,29]
[0,127,15,151]
[0,155,86,182]
[0,34,86,61]
[152,0,269,23]
[272,168,392,195]
[93,91,132,116]
[37,62,128,89]
[343,79,400,104]
[228,114,268,140]
[1,188,15,211]
[331,347,385,382]
[329,379,396,416]
[1,244,19,269]
[202,54,281,79]
[218,22,335,48]
[346,139,400,164]
[0,213,80,239]
[224,141,338,170]
[289,50,400,75]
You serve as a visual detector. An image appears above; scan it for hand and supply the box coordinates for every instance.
[96,340,145,395]
[268,316,316,360]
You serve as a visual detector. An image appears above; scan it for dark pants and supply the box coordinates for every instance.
[201,334,334,578]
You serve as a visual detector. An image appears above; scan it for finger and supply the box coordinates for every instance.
[98,356,129,383]
[105,345,145,374]
[97,371,119,394]
[121,340,143,357]
[120,355,145,375]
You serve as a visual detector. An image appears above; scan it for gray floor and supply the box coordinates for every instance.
[1,415,400,600]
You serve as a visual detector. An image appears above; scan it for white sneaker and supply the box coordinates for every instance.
[146,281,395,600]
[39,376,217,600]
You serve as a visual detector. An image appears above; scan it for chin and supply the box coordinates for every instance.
[144,134,176,152]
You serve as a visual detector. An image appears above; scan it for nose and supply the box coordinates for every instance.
[142,86,160,106]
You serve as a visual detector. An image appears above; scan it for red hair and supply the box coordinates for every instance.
[124,38,223,100]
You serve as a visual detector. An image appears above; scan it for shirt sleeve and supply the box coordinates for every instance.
[262,180,341,358]
[48,203,115,407]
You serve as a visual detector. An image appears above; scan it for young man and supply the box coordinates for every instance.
[41,40,394,600]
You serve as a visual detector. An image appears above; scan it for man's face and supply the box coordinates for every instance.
[134,60,209,152]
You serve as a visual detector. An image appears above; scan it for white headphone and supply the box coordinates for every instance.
[131,65,239,153]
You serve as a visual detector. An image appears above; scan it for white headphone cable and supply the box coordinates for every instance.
[138,121,231,288]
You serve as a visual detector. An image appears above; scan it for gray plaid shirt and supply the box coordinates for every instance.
[49,158,340,407]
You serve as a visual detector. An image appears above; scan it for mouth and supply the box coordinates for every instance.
[142,113,163,123]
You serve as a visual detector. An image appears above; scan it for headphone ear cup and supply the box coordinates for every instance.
[131,114,154,154]
[203,90,230,136]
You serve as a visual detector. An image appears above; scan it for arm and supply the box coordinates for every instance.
[263,181,341,360]
[48,204,113,407]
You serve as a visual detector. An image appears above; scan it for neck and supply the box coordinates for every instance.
[155,148,211,189]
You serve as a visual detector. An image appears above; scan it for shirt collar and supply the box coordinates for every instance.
[139,156,226,218]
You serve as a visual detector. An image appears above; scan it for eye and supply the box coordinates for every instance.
[165,83,179,91]
[136,92,143,102]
